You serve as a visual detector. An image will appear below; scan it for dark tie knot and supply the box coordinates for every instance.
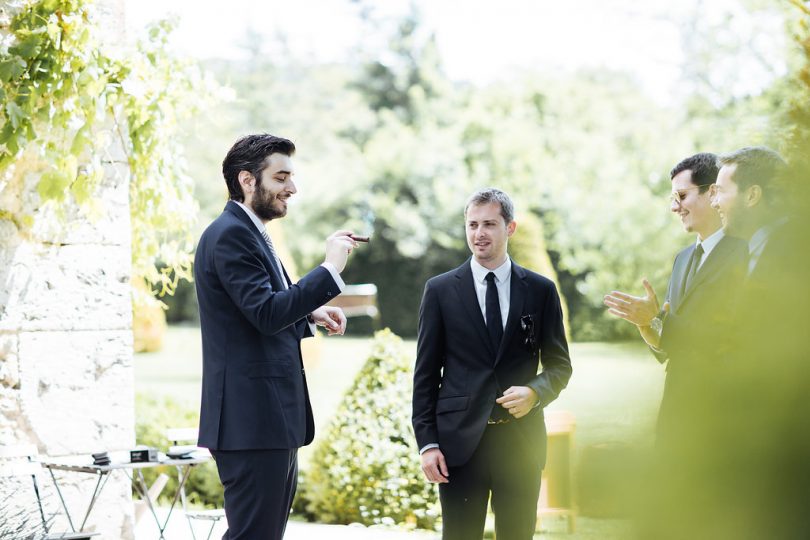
[485,272,497,284]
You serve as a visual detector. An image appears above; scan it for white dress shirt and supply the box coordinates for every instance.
[694,227,725,271]
[470,256,511,328]
[747,217,788,276]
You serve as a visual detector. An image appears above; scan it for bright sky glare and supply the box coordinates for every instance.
[124,0,786,105]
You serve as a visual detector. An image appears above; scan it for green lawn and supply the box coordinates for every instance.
[135,326,663,539]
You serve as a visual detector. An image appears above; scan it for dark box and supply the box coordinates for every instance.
[130,447,158,463]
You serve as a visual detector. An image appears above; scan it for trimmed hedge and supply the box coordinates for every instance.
[294,329,439,530]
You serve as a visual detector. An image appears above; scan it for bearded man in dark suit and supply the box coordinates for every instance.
[194,134,358,539]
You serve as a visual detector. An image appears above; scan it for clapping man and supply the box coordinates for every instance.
[603,153,746,444]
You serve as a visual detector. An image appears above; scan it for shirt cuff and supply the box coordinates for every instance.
[320,262,346,292]
[419,443,439,455]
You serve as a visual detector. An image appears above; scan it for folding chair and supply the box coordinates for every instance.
[166,428,224,540]
[133,472,169,524]
[0,444,98,540]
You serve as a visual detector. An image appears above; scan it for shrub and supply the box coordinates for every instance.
[509,212,570,338]
[294,329,439,530]
[134,394,223,508]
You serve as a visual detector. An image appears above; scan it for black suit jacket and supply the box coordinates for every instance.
[658,234,747,360]
[412,259,572,468]
[194,201,341,451]
[653,234,747,440]
[689,220,810,538]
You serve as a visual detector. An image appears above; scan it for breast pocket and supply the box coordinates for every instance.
[520,312,540,353]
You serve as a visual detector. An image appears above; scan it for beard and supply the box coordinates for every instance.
[251,188,287,221]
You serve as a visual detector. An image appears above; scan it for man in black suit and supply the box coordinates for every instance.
[412,188,572,540]
[705,146,810,539]
[194,134,358,539]
[603,153,746,445]
[711,146,789,283]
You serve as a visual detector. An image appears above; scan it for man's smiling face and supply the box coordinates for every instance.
[251,153,296,221]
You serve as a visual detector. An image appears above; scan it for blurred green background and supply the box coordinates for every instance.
[5,0,808,536]
[142,0,802,341]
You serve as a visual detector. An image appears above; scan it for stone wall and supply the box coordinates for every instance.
[0,1,135,538]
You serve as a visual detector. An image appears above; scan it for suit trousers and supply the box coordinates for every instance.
[211,448,298,540]
[438,422,543,540]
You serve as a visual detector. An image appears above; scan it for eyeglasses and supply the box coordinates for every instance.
[669,184,714,206]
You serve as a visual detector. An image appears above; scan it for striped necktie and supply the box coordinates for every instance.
[259,229,288,290]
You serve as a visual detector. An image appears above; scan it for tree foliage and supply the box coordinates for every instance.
[782,0,810,209]
[0,0,214,310]
[179,2,791,340]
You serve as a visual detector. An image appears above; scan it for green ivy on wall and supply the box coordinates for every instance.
[0,0,213,306]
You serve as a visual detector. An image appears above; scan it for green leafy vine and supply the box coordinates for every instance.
[0,0,213,307]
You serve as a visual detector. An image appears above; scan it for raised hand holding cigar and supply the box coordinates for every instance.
[324,230,369,272]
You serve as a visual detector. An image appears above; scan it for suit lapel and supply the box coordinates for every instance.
[679,236,734,309]
[224,201,286,291]
[670,244,694,312]
[281,265,293,288]
[495,262,526,366]
[454,261,496,358]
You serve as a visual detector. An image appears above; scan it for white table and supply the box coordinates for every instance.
[40,451,211,540]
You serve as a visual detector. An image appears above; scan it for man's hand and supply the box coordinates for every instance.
[495,386,538,419]
[310,306,347,336]
[324,230,358,273]
[603,278,660,327]
[421,448,449,483]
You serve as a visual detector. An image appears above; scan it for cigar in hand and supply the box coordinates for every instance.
[350,234,370,243]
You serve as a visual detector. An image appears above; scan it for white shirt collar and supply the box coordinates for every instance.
[470,256,512,283]
[698,227,724,257]
[749,216,788,256]
[233,200,267,234]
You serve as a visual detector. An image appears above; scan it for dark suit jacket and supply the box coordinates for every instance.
[687,220,810,538]
[194,201,341,451]
[658,235,748,357]
[412,259,572,468]
[653,234,747,441]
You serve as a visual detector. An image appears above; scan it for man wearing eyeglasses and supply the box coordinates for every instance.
[603,153,747,445]
[412,188,572,540]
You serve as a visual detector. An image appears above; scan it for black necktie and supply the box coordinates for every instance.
[683,243,704,293]
[485,272,503,348]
